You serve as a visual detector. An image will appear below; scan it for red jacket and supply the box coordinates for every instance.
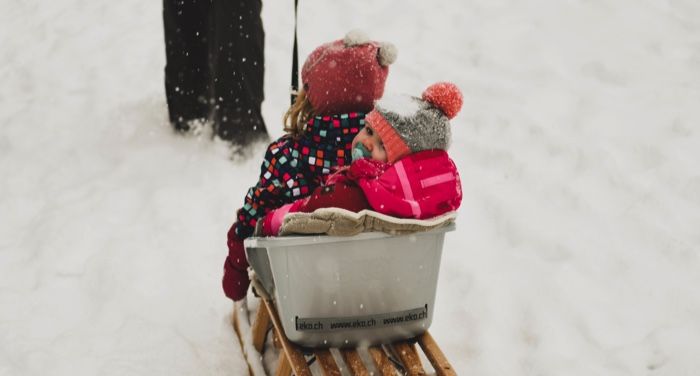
[262,149,461,235]
[354,149,462,220]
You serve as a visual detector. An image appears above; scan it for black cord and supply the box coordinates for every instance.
[290,0,299,106]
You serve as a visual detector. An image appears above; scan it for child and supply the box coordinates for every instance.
[259,82,464,237]
[223,31,398,301]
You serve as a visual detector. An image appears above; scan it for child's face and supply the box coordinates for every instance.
[351,124,388,163]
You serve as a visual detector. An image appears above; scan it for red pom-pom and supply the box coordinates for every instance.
[421,82,463,119]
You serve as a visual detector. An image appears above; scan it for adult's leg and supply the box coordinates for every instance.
[210,0,269,146]
[163,0,212,132]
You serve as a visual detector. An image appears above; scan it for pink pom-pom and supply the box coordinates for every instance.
[421,82,463,119]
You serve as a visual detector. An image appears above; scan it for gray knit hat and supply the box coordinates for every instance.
[367,82,463,163]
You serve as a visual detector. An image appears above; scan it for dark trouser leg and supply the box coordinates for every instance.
[210,0,269,145]
[163,0,211,131]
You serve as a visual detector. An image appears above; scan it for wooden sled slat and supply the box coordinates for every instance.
[314,349,342,376]
[252,301,271,353]
[392,342,426,376]
[340,349,369,376]
[275,355,291,376]
[262,299,313,376]
[231,305,255,376]
[417,332,457,376]
[368,346,398,376]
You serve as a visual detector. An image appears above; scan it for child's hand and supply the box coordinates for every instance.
[323,166,350,185]
[347,158,390,180]
[261,200,307,236]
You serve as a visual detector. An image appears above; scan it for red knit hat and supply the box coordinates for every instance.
[301,30,397,115]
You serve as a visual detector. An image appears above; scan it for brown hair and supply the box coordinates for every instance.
[283,88,315,138]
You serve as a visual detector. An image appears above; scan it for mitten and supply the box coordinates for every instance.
[222,225,250,301]
[347,158,390,180]
[261,200,307,236]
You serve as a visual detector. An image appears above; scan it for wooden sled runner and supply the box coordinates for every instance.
[233,297,456,375]
[234,221,457,375]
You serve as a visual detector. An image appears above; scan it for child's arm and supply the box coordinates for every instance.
[259,170,370,236]
[234,138,318,238]
[259,199,306,237]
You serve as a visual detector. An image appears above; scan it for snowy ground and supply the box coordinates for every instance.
[2,0,700,375]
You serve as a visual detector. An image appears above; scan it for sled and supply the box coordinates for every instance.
[234,224,457,375]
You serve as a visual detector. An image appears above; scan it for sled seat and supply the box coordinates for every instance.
[233,297,457,376]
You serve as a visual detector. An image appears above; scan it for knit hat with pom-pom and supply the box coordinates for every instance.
[301,30,397,115]
[367,82,463,163]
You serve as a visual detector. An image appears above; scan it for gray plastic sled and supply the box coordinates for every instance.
[244,224,454,348]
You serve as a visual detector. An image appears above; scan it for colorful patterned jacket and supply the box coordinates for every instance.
[233,112,366,239]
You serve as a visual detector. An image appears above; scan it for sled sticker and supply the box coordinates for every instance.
[295,304,428,332]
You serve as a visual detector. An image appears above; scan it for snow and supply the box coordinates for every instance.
[376,94,422,118]
[2,0,700,375]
